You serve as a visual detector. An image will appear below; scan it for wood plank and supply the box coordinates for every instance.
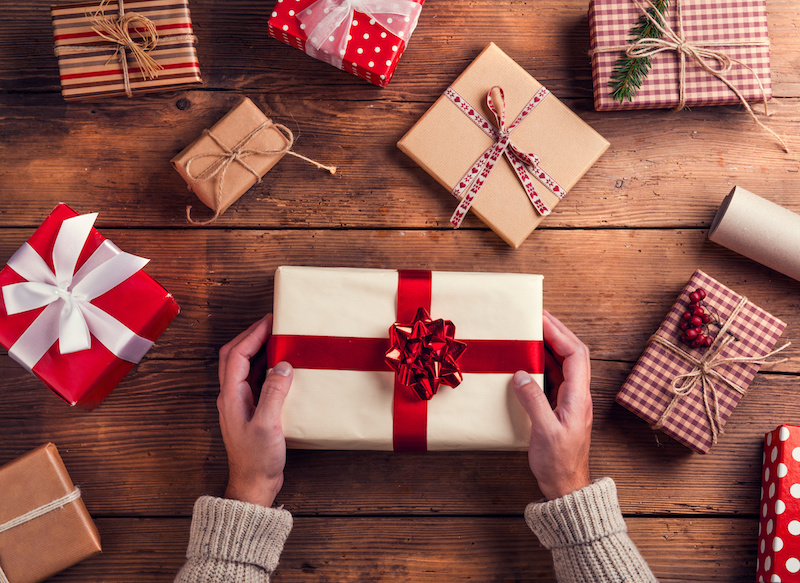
[0,358,791,516]
[1,229,797,365]
[0,91,798,229]
[45,516,758,582]
[4,0,800,98]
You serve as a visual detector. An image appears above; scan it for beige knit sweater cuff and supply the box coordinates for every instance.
[525,477,657,583]
[174,495,293,582]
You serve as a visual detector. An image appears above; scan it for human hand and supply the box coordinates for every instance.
[217,314,293,507]
[513,310,593,500]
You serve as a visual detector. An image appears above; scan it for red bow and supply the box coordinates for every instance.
[385,307,467,400]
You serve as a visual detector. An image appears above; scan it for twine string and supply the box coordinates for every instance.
[0,488,83,583]
[588,0,788,152]
[649,296,790,445]
[184,121,336,225]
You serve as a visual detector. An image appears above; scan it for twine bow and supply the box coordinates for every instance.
[184,121,337,225]
[53,0,198,98]
[0,488,82,583]
[589,0,788,152]
[650,296,790,445]
[445,85,565,228]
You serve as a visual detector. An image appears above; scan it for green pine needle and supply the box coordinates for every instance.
[609,0,671,103]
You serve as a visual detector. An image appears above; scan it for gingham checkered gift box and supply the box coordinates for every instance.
[588,0,772,111]
[616,270,787,454]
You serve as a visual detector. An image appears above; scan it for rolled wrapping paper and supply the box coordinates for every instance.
[709,186,800,283]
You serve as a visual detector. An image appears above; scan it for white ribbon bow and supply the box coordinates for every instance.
[2,212,155,372]
[297,0,422,70]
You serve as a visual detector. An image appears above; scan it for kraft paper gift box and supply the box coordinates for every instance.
[758,425,800,582]
[172,97,293,224]
[268,0,424,87]
[0,204,180,409]
[0,443,101,583]
[51,0,202,101]
[266,266,544,451]
[588,0,771,111]
[616,270,787,454]
[398,43,609,249]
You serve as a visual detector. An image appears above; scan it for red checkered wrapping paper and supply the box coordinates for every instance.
[758,425,800,582]
[588,0,772,111]
[267,0,423,87]
[616,270,786,454]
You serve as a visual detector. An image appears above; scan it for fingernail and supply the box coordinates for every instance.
[272,361,292,377]
[513,370,533,387]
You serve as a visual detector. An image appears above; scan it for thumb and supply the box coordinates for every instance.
[255,361,293,423]
[513,371,555,426]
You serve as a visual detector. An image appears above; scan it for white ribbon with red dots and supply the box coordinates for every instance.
[445,85,565,228]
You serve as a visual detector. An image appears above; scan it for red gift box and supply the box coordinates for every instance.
[267,0,423,87]
[758,425,800,581]
[0,204,179,410]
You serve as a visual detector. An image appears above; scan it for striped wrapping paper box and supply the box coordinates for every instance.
[616,270,786,454]
[588,0,771,111]
[51,0,202,101]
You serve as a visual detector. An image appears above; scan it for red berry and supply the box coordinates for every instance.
[704,336,714,347]
[680,334,689,344]
[689,291,701,303]
[680,321,690,330]
[696,333,706,344]
[683,311,693,320]
[685,328,698,340]
[691,338,704,348]
[691,316,703,327]
[693,306,705,316]
[696,288,706,300]
[702,314,712,324]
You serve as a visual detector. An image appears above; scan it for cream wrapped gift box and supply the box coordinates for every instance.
[267,266,544,451]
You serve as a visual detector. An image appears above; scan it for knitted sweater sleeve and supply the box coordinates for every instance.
[524,477,658,583]
[174,496,293,583]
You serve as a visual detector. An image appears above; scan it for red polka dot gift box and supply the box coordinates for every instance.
[758,425,800,582]
[268,0,424,87]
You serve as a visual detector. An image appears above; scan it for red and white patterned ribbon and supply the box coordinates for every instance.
[445,86,565,228]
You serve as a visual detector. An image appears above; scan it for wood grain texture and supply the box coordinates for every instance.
[3,0,799,580]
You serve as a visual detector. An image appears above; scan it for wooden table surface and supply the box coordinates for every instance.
[2,0,800,581]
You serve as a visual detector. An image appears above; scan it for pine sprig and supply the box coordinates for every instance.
[609,0,671,103]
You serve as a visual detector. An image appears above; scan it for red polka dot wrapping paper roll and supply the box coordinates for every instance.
[758,425,800,582]
[587,0,771,111]
[615,270,787,454]
[267,0,424,87]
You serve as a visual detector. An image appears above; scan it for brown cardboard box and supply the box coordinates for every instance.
[0,444,101,583]
[172,97,291,222]
[398,43,609,248]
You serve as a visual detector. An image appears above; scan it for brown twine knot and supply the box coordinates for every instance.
[184,120,337,225]
[89,0,163,97]
[589,0,788,152]
[649,296,790,445]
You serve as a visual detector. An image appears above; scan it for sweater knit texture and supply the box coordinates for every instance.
[174,495,293,583]
[525,478,658,583]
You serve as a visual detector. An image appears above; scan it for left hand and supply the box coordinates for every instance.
[217,314,293,507]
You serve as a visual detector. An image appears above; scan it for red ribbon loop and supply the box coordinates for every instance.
[445,85,565,227]
[385,306,467,401]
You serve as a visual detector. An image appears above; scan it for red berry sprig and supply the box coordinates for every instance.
[679,288,717,349]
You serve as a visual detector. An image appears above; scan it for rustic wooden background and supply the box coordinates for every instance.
[1,0,800,580]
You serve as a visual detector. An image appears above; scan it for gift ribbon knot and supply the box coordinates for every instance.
[1,212,155,375]
[385,306,466,401]
[650,296,789,445]
[588,0,788,152]
[445,85,565,228]
[0,488,83,583]
[296,0,422,71]
[184,120,336,225]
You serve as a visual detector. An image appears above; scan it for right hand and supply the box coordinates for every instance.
[512,310,593,500]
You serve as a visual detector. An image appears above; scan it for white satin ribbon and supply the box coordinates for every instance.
[2,212,155,372]
[297,0,422,70]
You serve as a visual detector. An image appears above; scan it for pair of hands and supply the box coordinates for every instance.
[216,311,592,507]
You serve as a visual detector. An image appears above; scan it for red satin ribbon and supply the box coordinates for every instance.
[267,270,544,452]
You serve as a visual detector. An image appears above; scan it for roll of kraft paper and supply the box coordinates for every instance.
[709,186,800,283]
